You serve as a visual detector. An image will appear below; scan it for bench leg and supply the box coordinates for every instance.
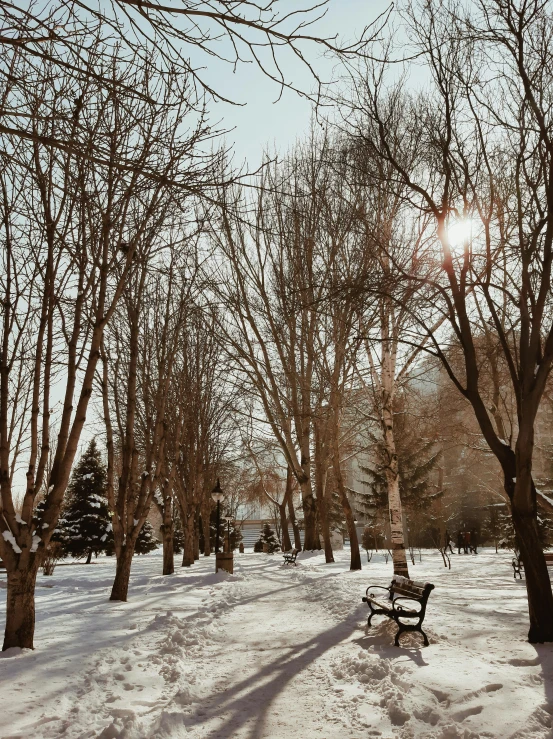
[395,625,429,647]
[367,606,375,628]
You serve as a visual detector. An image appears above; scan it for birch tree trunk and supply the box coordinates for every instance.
[288,495,302,550]
[381,319,410,579]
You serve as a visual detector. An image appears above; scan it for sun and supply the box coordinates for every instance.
[446,218,473,250]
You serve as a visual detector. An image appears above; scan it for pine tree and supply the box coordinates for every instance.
[254,521,280,553]
[172,512,185,554]
[32,501,67,549]
[63,439,112,563]
[135,520,159,554]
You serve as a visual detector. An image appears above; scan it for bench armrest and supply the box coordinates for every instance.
[363,585,391,602]
[392,596,422,614]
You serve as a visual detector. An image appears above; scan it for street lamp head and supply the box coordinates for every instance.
[211,478,225,504]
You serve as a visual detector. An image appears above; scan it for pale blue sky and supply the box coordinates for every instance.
[192,0,391,167]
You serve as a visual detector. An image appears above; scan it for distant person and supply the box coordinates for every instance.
[445,529,454,554]
[457,530,463,554]
[464,530,471,554]
[471,530,478,554]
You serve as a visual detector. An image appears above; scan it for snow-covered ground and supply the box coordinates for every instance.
[1,548,552,739]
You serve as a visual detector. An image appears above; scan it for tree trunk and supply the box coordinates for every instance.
[511,465,553,642]
[318,493,334,563]
[279,501,291,551]
[382,394,409,578]
[203,511,211,556]
[301,481,320,550]
[288,495,302,550]
[110,544,135,602]
[336,475,361,571]
[330,428,361,571]
[193,516,200,561]
[314,421,334,563]
[3,562,40,650]
[161,511,174,576]
[86,550,92,565]
[182,514,195,567]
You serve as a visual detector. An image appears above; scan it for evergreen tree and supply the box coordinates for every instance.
[135,520,159,554]
[199,509,243,552]
[254,521,280,553]
[63,439,111,563]
[172,512,185,554]
[32,501,68,549]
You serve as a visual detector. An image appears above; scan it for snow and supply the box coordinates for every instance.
[1,549,553,738]
[15,514,27,525]
[30,534,42,552]
[2,529,21,554]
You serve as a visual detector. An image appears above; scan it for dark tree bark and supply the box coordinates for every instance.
[182,514,195,567]
[110,544,135,602]
[161,514,174,576]
[3,560,40,650]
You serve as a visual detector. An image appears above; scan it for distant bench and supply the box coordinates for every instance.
[512,551,553,579]
[283,548,299,566]
[362,575,434,647]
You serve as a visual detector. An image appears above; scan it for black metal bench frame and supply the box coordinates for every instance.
[283,548,299,566]
[513,551,553,579]
[512,554,523,579]
[362,576,434,647]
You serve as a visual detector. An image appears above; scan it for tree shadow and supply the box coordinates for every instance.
[182,617,359,738]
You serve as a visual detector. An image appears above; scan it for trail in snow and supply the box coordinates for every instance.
[1,549,553,739]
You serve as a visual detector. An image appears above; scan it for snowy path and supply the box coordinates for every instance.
[1,549,553,738]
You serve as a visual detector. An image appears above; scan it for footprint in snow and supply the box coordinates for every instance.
[452,704,483,722]
[508,656,541,666]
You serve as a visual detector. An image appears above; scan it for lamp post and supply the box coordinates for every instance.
[223,514,234,553]
[211,478,225,554]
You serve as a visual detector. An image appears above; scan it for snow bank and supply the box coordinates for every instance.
[0,549,552,738]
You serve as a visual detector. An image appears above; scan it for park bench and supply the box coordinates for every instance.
[283,548,299,566]
[512,554,523,579]
[512,551,553,579]
[362,575,435,647]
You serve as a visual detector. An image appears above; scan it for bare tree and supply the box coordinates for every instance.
[0,34,195,649]
[338,0,553,641]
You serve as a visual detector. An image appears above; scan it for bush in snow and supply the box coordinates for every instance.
[40,542,64,575]
[63,439,112,563]
[254,521,280,553]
